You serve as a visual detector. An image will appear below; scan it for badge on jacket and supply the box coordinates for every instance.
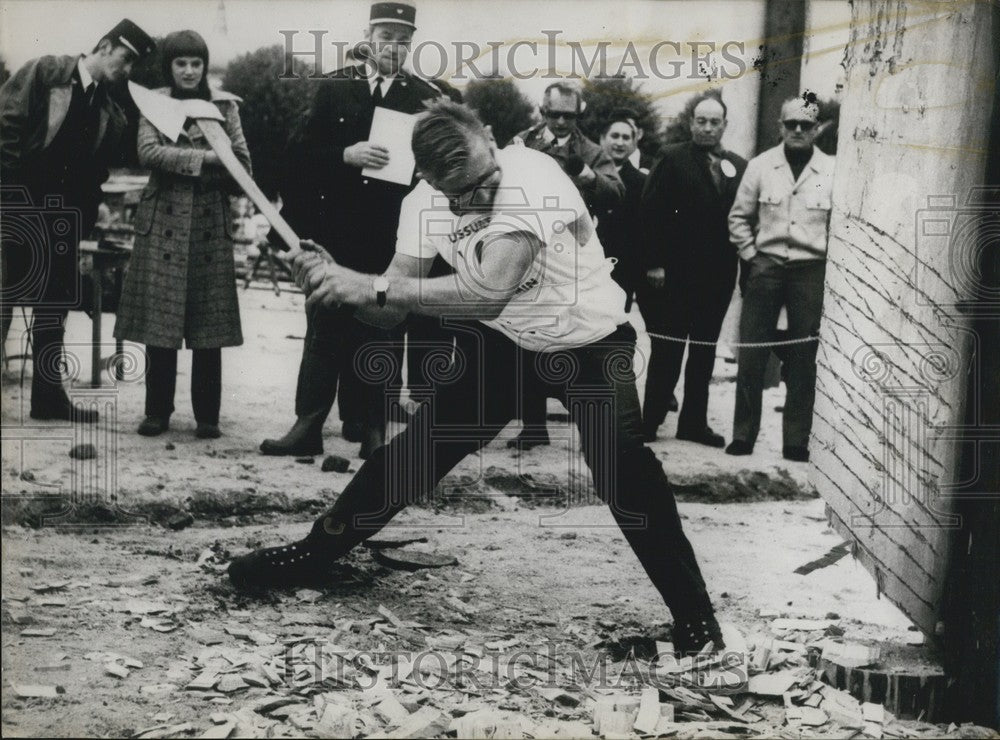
[721,159,737,178]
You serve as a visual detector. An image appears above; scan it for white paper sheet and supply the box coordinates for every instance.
[362,107,417,185]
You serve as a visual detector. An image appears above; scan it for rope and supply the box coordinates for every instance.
[645,330,819,349]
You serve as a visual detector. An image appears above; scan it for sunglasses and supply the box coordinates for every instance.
[444,165,501,203]
[783,120,817,132]
[544,109,579,121]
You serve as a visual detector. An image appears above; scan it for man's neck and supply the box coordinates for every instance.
[783,144,813,163]
[80,54,102,84]
[695,142,724,156]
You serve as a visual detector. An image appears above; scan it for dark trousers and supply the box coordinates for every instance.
[639,276,734,433]
[24,308,72,411]
[145,345,221,424]
[733,257,825,448]
[307,323,715,621]
[295,303,389,431]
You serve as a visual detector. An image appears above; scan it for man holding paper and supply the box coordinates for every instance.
[262,0,449,459]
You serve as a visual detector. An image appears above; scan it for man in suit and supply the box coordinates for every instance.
[639,94,747,447]
[261,0,447,459]
[509,82,625,450]
[0,19,155,423]
[596,110,646,312]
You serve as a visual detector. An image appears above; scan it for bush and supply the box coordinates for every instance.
[464,76,536,147]
[578,75,661,160]
[222,45,319,198]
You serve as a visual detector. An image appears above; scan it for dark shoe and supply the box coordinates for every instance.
[506,429,550,450]
[677,426,725,448]
[668,394,679,412]
[31,401,98,424]
[228,539,329,592]
[782,445,810,462]
[673,614,725,657]
[358,425,385,460]
[260,416,323,456]
[342,421,362,443]
[138,416,169,436]
[196,423,221,439]
[725,440,754,456]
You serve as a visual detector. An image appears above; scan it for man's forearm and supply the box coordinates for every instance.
[356,273,509,321]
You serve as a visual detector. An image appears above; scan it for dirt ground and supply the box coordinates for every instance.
[1,289,957,738]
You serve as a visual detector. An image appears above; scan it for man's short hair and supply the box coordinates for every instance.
[412,98,489,184]
[691,93,728,120]
[543,81,583,112]
[780,93,819,121]
[600,113,638,138]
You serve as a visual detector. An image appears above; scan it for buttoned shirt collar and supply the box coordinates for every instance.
[541,126,570,148]
[364,64,397,96]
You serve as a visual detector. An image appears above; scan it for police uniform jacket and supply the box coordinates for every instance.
[280,65,445,274]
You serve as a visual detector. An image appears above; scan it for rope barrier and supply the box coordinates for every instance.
[645,330,819,349]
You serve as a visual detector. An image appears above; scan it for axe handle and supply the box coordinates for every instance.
[195,119,302,259]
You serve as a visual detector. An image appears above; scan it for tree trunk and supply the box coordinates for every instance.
[813,0,996,653]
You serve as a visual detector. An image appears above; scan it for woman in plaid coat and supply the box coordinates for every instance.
[114,30,251,438]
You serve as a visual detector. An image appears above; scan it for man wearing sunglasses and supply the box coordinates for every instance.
[726,96,835,463]
[229,99,738,665]
[510,82,625,450]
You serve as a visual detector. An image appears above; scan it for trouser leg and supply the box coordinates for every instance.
[307,324,518,556]
[564,324,714,620]
[781,261,825,448]
[293,303,342,422]
[29,308,70,410]
[341,317,394,432]
[144,345,178,418]
[678,286,732,432]
[732,258,785,446]
[191,347,222,425]
[637,287,679,430]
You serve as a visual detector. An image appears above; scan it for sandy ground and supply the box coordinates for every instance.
[1,289,940,738]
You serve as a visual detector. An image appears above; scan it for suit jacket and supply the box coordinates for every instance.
[595,159,646,296]
[280,65,445,274]
[641,141,747,291]
[115,89,251,350]
[0,54,127,303]
[515,123,624,216]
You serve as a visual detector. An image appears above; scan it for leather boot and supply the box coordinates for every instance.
[260,412,324,456]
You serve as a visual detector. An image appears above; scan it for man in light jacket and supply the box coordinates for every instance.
[726,96,835,463]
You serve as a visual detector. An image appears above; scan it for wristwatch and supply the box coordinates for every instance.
[373,276,389,308]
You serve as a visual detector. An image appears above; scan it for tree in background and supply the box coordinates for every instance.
[578,75,661,161]
[223,45,318,198]
[0,56,11,87]
[464,76,535,147]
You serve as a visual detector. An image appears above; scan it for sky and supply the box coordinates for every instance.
[0,0,852,157]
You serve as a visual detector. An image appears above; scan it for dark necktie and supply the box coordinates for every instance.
[707,151,723,193]
[371,77,384,106]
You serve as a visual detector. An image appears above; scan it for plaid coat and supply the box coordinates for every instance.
[114,88,251,350]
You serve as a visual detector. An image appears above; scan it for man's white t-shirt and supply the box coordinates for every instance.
[395,146,628,352]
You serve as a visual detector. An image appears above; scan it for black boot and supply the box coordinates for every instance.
[228,538,330,591]
[672,614,725,657]
[260,412,324,456]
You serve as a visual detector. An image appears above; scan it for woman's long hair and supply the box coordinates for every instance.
[161,30,211,101]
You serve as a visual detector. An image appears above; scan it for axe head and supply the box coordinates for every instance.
[128,82,223,143]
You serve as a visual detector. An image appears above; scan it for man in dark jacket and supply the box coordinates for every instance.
[639,94,747,446]
[596,111,647,311]
[509,82,625,449]
[261,0,448,459]
[0,19,154,423]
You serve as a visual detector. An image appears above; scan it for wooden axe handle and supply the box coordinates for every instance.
[196,119,302,259]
